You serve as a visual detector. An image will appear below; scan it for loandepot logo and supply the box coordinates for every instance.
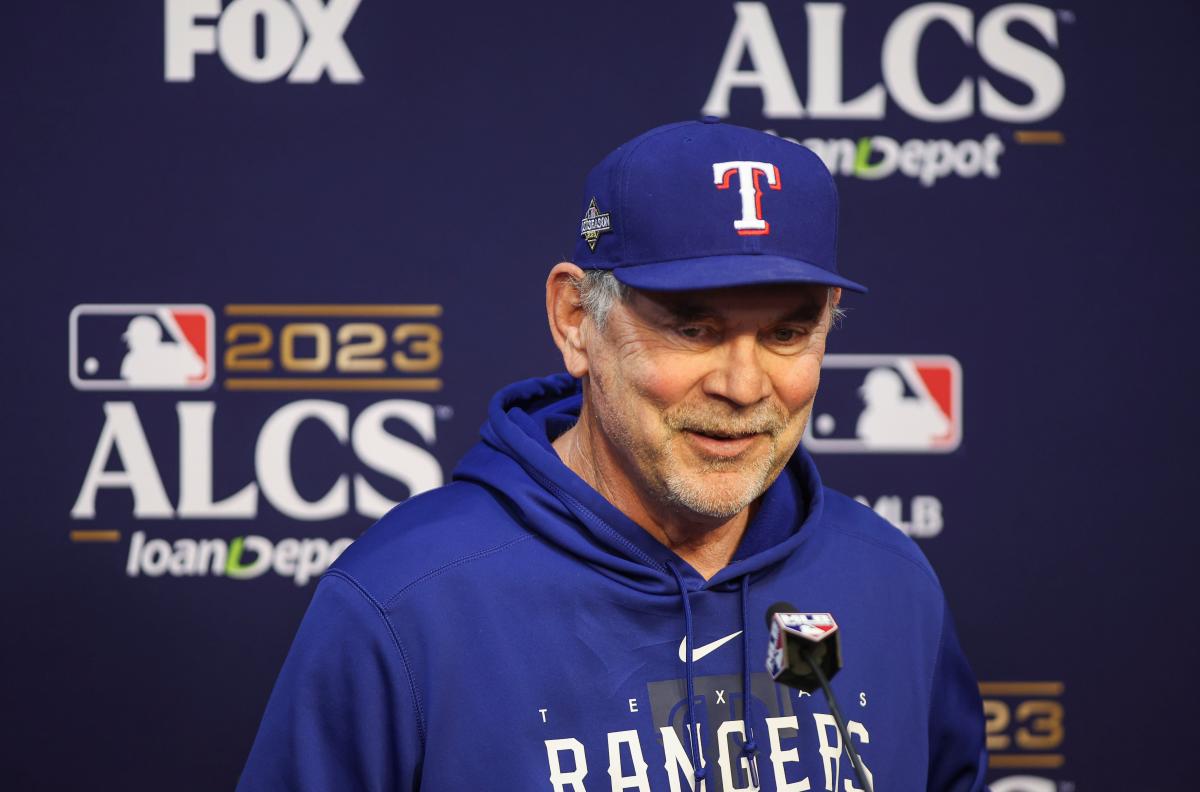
[767,130,1004,187]
[703,2,1070,185]
[126,531,352,585]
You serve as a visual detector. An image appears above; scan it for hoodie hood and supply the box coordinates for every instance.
[452,373,828,595]
[453,373,843,787]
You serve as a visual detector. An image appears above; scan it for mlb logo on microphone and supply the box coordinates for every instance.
[69,304,215,390]
[805,355,962,453]
[778,612,837,639]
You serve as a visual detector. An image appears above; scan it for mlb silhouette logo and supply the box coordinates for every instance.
[805,355,962,453]
[69,304,215,390]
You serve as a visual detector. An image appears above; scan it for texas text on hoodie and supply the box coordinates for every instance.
[238,374,988,791]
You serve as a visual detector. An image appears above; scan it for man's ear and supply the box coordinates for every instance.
[546,262,590,378]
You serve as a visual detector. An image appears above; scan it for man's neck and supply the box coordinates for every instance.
[551,420,755,580]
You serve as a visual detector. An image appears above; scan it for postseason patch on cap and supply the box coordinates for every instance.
[580,197,612,252]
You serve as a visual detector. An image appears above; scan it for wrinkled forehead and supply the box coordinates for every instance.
[630,282,831,323]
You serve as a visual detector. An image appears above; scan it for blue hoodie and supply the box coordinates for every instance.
[238,374,987,791]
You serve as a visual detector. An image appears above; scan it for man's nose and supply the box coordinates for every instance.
[703,335,772,407]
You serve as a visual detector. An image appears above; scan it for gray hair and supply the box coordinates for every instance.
[572,269,630,329]
[572,269,846,329]
[829,293,847,327]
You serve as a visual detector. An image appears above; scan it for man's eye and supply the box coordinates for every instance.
[677,326,706,339]
[772,327,808,343]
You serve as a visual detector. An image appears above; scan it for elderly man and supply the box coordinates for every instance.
[238,119,987,791]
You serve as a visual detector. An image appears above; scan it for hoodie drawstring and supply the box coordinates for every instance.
[740,574,761,789]
[668,563,708,788]
[670,564,760,790]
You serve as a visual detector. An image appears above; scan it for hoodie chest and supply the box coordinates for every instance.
[411,574,930,792]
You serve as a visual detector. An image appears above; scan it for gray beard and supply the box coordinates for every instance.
[657,434,782,519]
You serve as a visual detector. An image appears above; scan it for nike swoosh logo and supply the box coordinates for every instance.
[678,631,743,663]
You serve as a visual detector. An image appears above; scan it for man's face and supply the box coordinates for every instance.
[582,283,834,520]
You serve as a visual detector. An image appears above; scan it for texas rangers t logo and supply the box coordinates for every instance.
[713,160,781,235]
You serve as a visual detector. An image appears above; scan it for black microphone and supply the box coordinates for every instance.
[765,603,874,792]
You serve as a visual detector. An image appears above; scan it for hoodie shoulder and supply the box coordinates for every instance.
[819,487,942,592]
[327,481,533,606]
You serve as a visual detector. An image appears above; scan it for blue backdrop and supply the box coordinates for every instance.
[6,1,1197,789]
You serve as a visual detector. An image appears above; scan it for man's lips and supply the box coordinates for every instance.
[683,429,764,458]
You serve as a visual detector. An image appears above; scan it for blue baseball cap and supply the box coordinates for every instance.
[573,118,866,293]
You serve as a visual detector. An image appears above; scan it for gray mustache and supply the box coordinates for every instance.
[666,410,787,438]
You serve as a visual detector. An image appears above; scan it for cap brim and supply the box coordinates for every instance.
[609,255,868,294]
